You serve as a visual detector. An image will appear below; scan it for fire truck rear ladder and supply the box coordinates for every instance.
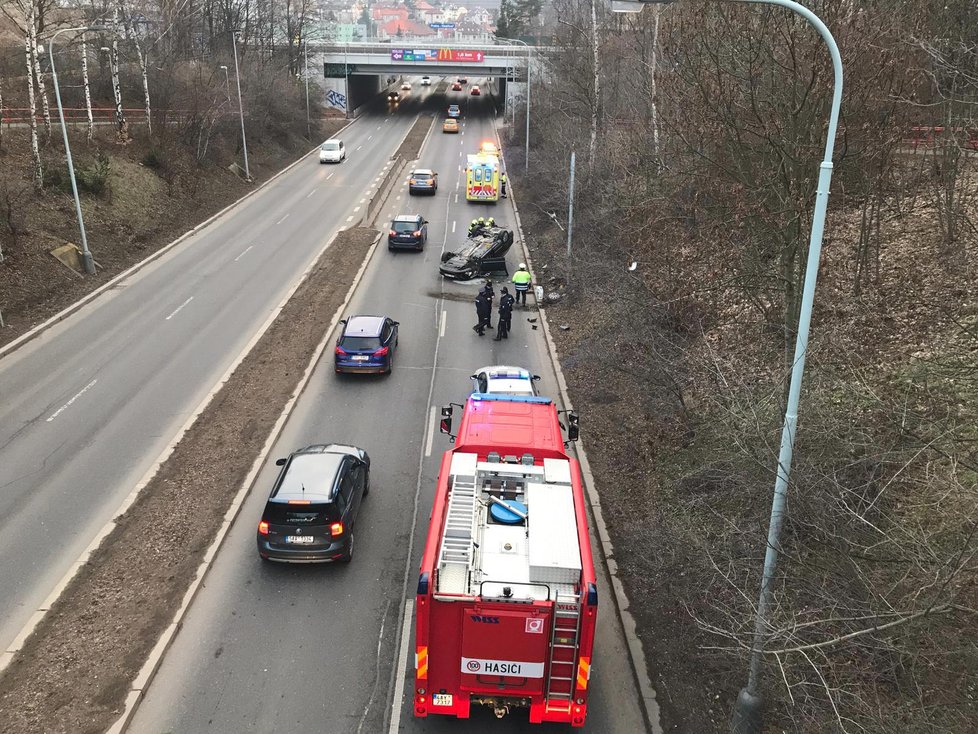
[437,474,479,590]
[545,591,582,711]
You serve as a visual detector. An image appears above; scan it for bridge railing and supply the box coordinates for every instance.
[317,41,532,59]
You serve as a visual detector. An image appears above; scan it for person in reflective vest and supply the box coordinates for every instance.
[500,172,508,198]
[512,263,531,307]
[469,218,480,235]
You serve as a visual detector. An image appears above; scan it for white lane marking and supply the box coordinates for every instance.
[47,379,97,422]
[233,245,253,262]
[276,214,290,225]
[356,598,393,734]
[354,206,361,212]
[357,145,363,151]
[165,296,194,321]
[396,195,401,201]
[377,125,382,130]
[451,221,456,233]
[439,309,447,338]
[347,215,354,222]
[425,405,438,457]
[327,172,335,180]
[455,193,459,203]
[368,135,373,141]
[389,599,416,734]
[306,188,318,198]
[360,198,367,204]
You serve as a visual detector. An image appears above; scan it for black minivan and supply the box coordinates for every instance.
[257,444,370,563]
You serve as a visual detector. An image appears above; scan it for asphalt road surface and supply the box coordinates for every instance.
[0,94,419,657]
[129,79,648,733]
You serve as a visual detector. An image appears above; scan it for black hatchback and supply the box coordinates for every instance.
[256,444,370,563]
[388,214,428,250]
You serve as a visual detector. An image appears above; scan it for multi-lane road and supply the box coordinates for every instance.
[1,78,650,732]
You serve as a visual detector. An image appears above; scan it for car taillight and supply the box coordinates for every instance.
[258,521,269,535]
[335,346,347,355]
[374,346,389,357]
[413,230,421,237]
[330,522,344,537]
[389,229,397,237]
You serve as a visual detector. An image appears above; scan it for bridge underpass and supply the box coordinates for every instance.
[308,42,531,117]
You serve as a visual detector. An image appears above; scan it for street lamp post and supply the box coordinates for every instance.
[495,37,531,172]
[304,39,311,138]
[219,65,231,102]
[230,31,251,181]
[610,2,843,732]
[48,25,109,275]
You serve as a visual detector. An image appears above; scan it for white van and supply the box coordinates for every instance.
[319,139,346,164]
[421,76,431,86]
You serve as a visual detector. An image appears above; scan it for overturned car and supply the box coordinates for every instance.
[439,226,515,280]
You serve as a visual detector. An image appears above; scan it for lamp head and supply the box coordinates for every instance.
[220,65,228,70]
[611,0,676,13]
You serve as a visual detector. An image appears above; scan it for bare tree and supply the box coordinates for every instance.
[80,32,95,143]
[24,1,43,187]
[110,7,129,142]
[118,0,152,134]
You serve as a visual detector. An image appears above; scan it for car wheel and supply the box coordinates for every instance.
[340,532,355,563]
[385,353,393,374]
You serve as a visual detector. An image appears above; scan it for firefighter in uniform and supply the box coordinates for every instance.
[469,218,480,235]
[512,263,531,307]
[500,172,508,198]
[485,217,495,229]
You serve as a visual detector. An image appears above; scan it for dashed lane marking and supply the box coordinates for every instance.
[46,379,98,423]
[164,296,194,321]
[233,245,253,262]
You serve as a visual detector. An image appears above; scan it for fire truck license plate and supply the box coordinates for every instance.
[432,694,453,707]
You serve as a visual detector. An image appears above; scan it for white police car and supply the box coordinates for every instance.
[470,365,540,396]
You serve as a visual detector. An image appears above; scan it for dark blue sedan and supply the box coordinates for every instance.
[334,315,399,374]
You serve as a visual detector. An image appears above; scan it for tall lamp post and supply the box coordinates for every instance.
[48,25,109,275]
[610,2,843,732]
[230,30,251,181]
[494,36,531,172]
[303,39,311,138]
[219,65,231,102]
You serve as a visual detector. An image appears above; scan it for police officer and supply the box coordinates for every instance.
[512,263,531,307]
[493,287,515,340]
[473,292,491,336]
[500,172,508,198]
[479,279,495,328]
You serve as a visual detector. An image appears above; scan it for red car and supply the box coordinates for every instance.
[470,85,481,96]
[451,82,462,91]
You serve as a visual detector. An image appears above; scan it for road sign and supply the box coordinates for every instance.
[429,22,456,29]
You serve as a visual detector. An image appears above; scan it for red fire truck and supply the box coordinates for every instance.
[414,393,596,727]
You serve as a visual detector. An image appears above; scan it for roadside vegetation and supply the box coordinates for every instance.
[504,1,978,731]
[0,0,334,344]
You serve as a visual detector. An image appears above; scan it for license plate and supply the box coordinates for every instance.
[352,355,369,362]
[285,535,315,544]
[432,693,453,707]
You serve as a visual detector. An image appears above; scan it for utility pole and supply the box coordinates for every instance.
[566,151,576,283]
[304,39,311,138]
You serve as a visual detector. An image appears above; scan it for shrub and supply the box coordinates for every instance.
[142,148,165,170]
[76,153,111,196]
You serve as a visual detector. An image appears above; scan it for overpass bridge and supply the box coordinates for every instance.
[310,41,533,116]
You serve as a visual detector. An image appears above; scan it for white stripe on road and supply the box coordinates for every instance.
[356,145,363,151]
[353,206,361,212]
[455,193,459,203]
[439,309,447,338]
[46,379,97,422]
[360,198,366,204]
[389,598,415,734]
[346,215,354,222]
[327,172,335,180]
[306,188,318,198]
[233,245,253,262]
[165,296,194,321]
[276,214,289,225]
[368,135,373,140]
[425,405,438,457]
[451,221,456,234]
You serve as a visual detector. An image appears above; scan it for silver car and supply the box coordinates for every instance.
[470,365,540,396]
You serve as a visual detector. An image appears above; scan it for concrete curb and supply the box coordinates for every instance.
[0,120,356,360]
[106,227,386,734]
[497,137,663,734]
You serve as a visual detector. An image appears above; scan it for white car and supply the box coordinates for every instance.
[401,81,412,91]
[421,76,431,86]
[470,366,540,396]
[319,139,346,164]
